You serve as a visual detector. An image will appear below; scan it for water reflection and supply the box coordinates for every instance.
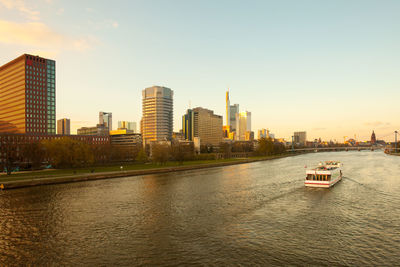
[0,151,399,265]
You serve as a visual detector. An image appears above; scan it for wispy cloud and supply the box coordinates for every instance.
[0,0,40,20]
[312,127,326,131]
[111,21,119,28]
[56,7,64,15]
[88,19,119,30]
[363,121,391,127]
[0,20,99,52]
[85,7,95,13]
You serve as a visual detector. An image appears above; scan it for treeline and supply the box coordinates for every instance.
[0,137,144,174]
[255,138,286,156]
[0,136,287,175]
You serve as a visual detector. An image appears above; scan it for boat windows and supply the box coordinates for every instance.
[307,174,331,181]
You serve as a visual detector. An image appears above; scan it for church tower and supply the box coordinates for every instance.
[371,130,376,144]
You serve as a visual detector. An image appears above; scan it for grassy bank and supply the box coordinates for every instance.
[0,153,301,189]
[0,158,241,181]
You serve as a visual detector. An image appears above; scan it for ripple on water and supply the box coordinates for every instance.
[0,151,400,266]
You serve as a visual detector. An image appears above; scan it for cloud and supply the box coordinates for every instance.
[88,19,119,30]
[0,0,40,20]
[0,20,99,52]
[85,7,95,13]
[363,121,391,127]
[112,21,119,28]
[56,8,64,15]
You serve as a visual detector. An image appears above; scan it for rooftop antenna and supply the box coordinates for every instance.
[189,100,191,109]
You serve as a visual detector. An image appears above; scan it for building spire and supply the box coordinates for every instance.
[226,89,230,127]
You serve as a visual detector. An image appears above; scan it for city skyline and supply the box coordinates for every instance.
[1,1,399,141]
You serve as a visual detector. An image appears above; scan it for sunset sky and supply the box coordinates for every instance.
[1,0,399,141]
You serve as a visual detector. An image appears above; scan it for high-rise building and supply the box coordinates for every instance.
[183,109,195,141]
[294,131,307,145]
[236,111,251,141]
[258,129,269,139]
[226,91,230,127]
[118,121,137,133]
[99,112,112,131]
[183,107,223,146]
[225,90,239,132]
[57,118,70,135]
[142,86,173,144]
[229,104,239,132]
[0,54,56,134]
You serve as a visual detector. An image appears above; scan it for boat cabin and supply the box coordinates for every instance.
[306,173,332,181]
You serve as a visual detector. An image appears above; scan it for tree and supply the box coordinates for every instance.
[232,141,253,153]
[219,142,232,159]
[151,143,170,165]
[257,138,274,156]
[135,148,148,163]
[273,142,286,154]
[0,136,21,175]
[171,142,194,164]
[43,137,94,169]
[21,141,46,170]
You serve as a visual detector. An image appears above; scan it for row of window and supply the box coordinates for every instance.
[27,55,45,62]
[27,85,45,90]
[28,75,55,81]
[27,108,55,115]
[27,65,44,71]
[27,108,55,114]
[27,100,45,105]
[28,93,45,98]
[27,117,46,122]
[26,79,55,85]
[27,80,45,85]
[27,110,45,115]
[27,129,47,133]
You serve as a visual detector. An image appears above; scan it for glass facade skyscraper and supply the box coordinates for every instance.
[99,112,112,131]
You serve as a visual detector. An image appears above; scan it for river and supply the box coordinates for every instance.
[0,151,399,266]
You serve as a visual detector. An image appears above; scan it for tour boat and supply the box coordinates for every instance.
[305,161,342,188]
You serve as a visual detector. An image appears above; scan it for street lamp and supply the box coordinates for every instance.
[395,131,398,153]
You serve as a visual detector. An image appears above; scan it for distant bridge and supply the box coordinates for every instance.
[289,146,379,153]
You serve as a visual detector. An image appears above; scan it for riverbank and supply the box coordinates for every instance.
[385,151,400,156]
[0,153,305,190]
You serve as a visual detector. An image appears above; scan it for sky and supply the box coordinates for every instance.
[0,0,399,142]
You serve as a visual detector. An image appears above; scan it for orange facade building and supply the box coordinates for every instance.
[0,54,56,134]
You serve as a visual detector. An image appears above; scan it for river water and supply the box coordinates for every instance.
[0,151,399,266]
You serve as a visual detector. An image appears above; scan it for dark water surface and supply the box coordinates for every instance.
[1,151,400,266]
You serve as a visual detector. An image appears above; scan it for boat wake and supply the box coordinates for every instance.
[342,176,400,199]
